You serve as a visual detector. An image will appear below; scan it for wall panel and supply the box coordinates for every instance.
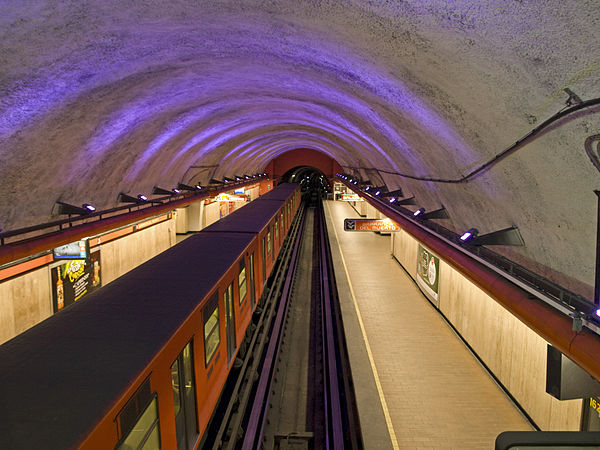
[203,202,220,228]
[100,218,175,285]
[438,263,581,430]
[0,267,52,345]
[391,230,418,279]
[391,231,582,431]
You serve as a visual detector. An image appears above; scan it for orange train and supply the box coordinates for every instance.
[0,182,301,450]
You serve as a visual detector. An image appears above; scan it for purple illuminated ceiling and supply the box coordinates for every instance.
[0,1,599,294]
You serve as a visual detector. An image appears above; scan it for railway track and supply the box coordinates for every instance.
[207,193,363,449]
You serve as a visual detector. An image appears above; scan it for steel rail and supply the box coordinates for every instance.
[241,202,307,449]
[316,200,345,448]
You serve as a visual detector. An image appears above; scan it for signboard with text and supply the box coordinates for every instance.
[416,244,440,307]
[344,218,399,232]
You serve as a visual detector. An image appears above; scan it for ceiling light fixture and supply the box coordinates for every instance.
[55,201,96,216]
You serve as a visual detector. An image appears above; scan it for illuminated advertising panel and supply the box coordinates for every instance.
[53,240,89,260]
[416,244,440,307]
[340,193,363,201]
[51,250,101,312]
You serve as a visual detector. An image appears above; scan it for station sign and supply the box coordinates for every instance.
[340,193,364,201]
[343,218,399,232]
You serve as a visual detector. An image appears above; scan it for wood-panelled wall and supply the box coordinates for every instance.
[100,218,175,285]
[0,267,52,345]
[391,232,582,430]
[203,201,220,228]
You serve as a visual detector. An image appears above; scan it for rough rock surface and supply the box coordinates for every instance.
[0,0,599,295]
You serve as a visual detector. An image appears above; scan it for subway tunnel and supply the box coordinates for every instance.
[1,1,600,447]
[1,1,599,297]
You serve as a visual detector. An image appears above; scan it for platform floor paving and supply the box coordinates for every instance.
[324,200,533,450]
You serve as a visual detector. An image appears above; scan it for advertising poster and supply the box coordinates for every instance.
[416,244,440,307]
[51,250,101,313]
[219,201,229,218]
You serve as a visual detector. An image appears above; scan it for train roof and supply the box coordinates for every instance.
[0,232,253,449]
[257,182,298,200]
[202,198,284,233]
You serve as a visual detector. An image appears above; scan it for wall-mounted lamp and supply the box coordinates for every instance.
[459,228,478,242]
[118,193,149,204]
[413,207,449,220]
[459,226,524,246]
[177,183,203,192]
[153,186,178,196]
[223,177,234,183]
[55,201,96,215]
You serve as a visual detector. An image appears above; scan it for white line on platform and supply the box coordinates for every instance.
[326,201,400,450]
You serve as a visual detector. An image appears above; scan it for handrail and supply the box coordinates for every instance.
[336,177,600,382]
[0,179,264,267]
[0,178,263,245]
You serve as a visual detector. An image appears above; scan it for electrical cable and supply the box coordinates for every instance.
[345,96,600,184]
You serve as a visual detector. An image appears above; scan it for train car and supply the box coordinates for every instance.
[0,183,300,450]
[257,182,302,235]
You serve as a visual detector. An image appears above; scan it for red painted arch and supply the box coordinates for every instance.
[264,148,342,179]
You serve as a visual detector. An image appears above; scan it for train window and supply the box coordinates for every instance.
[280,213,284,237]
[116,396,161,450]
[249,253,256,308]
[171,341,199,450]
[274,221,279,247]
[203,292,220,366]
[238,261,247,304]
[267,228,271,253]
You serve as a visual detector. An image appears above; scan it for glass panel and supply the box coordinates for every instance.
[267,230,271,253]
[141,424,160,450]
[204,306,220,365]
[182,342,198,448]
[239,266,247,303]
[117,397,159,450]
[171,359,181,417]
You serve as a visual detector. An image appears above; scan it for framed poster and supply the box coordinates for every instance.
[416,244,440,307]
[51,250,101,313]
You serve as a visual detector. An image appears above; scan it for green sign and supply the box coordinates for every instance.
[416,244,440,305]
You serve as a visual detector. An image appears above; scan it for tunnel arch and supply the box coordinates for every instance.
[264,148,342,181]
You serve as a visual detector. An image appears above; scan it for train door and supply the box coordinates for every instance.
[249,253,256,308]
[224,283,236,364]
[171,341,199,450]
[267,226,273,264]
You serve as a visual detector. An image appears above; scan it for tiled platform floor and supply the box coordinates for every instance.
[324,200,533,450]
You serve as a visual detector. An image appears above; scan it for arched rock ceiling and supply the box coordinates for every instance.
[1,1,599,295]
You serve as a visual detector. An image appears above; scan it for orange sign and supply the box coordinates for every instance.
[344,218,400,232]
